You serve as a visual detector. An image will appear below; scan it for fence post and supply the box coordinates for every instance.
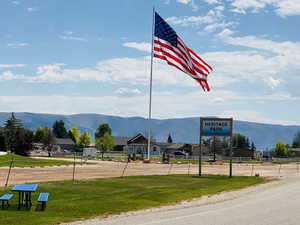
[5,155,14,187]
[72,151,76,183]
[278,163,282,176]
[251,164,254,176]
[168,163,173,175]
[188,160,191,176]
[121,161,129,178]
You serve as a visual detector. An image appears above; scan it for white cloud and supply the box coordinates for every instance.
[267,77,281,88]
[0,64,26,68]
[115,88,142,97]
[230,0,266,13]
[0,71,25,81]
[2,32,300,99]
[12,1,20,5]
[167,15,215,26]
[204,21,237,32]
[123,42,151,52]
[27,7,38,13]
[216,28,235,37]
[167,6,237,34]
[0,58,203,87]
[218,32,300,56]
[228,0,300,17]
[213,31,300,91]
[63,31,74,35]
[204,0,220,4]
[275,0,300,17]
[59,35,88,42]
[176,0,198,11]
[166,8,224,26]
[7,43,30,47]
[176,0,192,3]
[0,90,298,124]
[215,5,225,11]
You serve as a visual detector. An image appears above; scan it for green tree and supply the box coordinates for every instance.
[41,127,56,156]
[79,131,91,148]
[275,141,289,157]
[95,132,115,159]
[0,130,6,151]
[4,113,23,152]
[95,124,112,139]
[52,120,68,138]
[167,133,173,143]
[68,127,81,146]
[2,113,34,156]
[4,112,22,129]
[34,126,49,142]
[251,142,256,151]
[292,131,300,148]
[14,129,34,156]
[233,133,250,148]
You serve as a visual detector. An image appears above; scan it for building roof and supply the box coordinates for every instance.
[113,136,130,146]
[155,142,172,147]
[127,133,146,143]
[165,143,186,150]
[54,138,74,145]
[290,148,300,152]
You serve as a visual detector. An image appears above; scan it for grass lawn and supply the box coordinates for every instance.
[0,174,265,225]
[0,154,76,167]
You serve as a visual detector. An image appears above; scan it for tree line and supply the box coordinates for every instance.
[274,131,300,157]
[0,113,115,156]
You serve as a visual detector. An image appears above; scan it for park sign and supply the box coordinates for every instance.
[200,118,233,136]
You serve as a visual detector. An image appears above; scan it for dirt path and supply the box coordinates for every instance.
[1,159,299,186]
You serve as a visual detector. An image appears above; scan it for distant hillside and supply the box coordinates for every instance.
[0,112,299,150]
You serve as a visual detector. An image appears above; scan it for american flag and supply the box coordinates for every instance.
[153,12,213,91]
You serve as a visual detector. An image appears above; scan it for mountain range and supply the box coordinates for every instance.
[0,112,299,150]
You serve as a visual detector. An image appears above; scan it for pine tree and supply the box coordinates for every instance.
[52,120,68,138]
[167,133,173,143]
[4,112,23,130]
[95,124,112,139]
[4,113,23,152]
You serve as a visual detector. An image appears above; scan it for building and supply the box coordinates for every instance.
[83,147,99,157]
[289,148,300,157]
[123,133,193,156]
[224,147,255,158]
[124,133,150,155]
[54,138,76,152]
[113,136,130,151]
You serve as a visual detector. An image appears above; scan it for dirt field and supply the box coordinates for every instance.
[1,158,299,186]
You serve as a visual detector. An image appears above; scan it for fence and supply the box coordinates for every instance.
[2,153,300,187]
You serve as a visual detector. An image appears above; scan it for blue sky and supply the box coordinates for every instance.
[0,0,300,125]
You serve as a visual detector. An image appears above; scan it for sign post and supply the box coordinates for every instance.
[200,118,233,177]
[199,134,202,176]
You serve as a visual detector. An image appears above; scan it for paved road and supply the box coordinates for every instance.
[66,175,300,225]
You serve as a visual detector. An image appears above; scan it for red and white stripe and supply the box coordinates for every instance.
[153,36,213,91]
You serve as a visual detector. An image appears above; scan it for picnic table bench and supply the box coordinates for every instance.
[12,184,38,209]
[37,192,49,210]
[0,194,13,209]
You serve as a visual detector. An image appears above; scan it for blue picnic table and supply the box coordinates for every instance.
[12,184,38,209]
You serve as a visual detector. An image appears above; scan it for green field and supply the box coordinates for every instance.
[0,154,76,167]
[0,175,265,225]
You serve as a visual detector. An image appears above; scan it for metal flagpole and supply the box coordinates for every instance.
[147,7,155,160]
